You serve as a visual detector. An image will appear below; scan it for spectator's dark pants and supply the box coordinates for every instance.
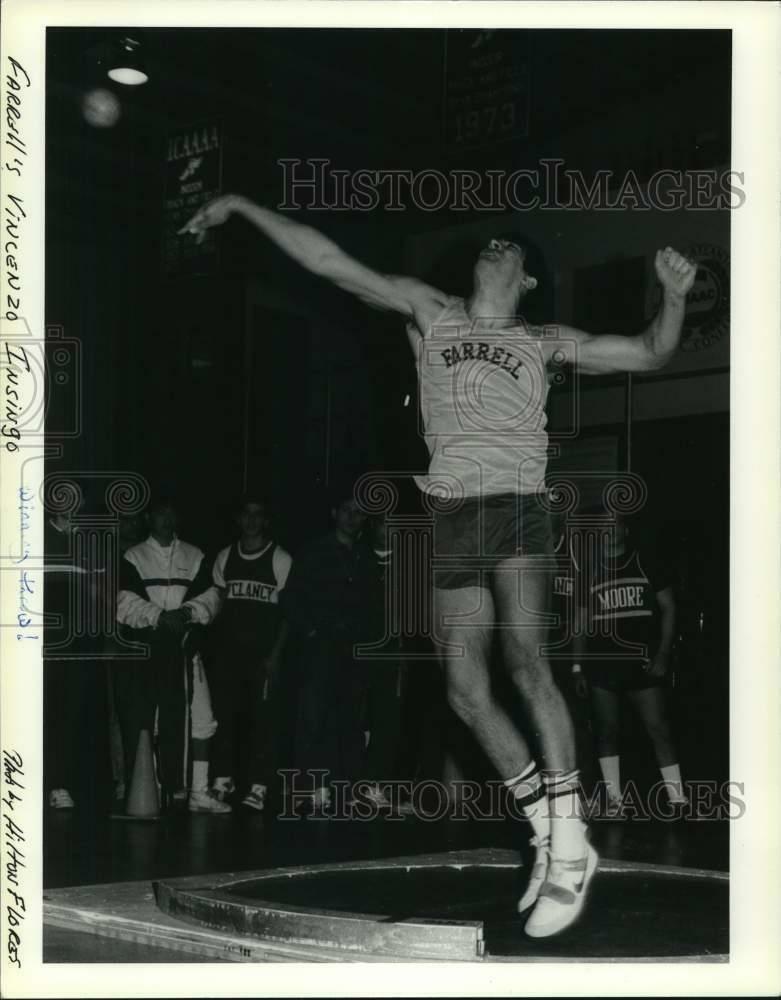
[43,660,110,810]
[44,572,112,811]
[364,658,403,785]
[210,641,272,788]
[295,635,367,791]
[112,634,194,797]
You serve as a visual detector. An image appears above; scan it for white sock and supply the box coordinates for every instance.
[660,763,685,803]
[545,768,587,861]
[598,755,621,802]
[504,762,550,844]
[191,760,209,793]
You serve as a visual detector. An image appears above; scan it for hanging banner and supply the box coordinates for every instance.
[162,122,223,274]
[443,29,530,150]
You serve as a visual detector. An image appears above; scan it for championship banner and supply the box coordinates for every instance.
[443,29,530,150]
[162,122,223,274]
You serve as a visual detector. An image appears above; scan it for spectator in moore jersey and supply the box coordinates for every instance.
[576,512,685,816]
[116,496,228,813]
[545,512,595,791]
[209,494,292,811]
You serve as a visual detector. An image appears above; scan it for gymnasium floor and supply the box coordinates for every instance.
[43,799,729,962]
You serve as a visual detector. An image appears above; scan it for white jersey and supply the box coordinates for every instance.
[413,298,550,498]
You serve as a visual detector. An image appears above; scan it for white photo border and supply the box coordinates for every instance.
[0,1,779,997]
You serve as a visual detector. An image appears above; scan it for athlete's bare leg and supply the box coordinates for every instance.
[491,557,576,774]
[434,583,534,779]
[488,556,596,937]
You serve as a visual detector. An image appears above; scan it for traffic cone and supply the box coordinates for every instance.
[125,729,160,819]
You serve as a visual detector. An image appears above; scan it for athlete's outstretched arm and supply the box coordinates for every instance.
[179,194,447,324]
[549,248,697,374]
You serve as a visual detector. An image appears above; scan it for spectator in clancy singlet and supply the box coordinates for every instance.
[209,494,292,811]
[181,192,696,938]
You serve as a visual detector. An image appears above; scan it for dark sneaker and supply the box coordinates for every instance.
[242,784,268,812]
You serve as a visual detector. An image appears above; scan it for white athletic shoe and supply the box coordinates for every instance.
[188,789,232,814]
[242,784,267,812]
[360,784,393,808]
[48,788,75,809]
[517,835,550,913]
[524,842,599,938]
[597,796,624,820]
[310,787,332,813]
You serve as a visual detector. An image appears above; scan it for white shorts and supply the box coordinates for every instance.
[189,652,218,740]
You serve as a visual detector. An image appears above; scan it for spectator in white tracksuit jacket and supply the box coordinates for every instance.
[116,497,228,813]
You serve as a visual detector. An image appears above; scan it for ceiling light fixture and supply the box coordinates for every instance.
[107,37,148,86]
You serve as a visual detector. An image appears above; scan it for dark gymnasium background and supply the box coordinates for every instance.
[45,28,730,826]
